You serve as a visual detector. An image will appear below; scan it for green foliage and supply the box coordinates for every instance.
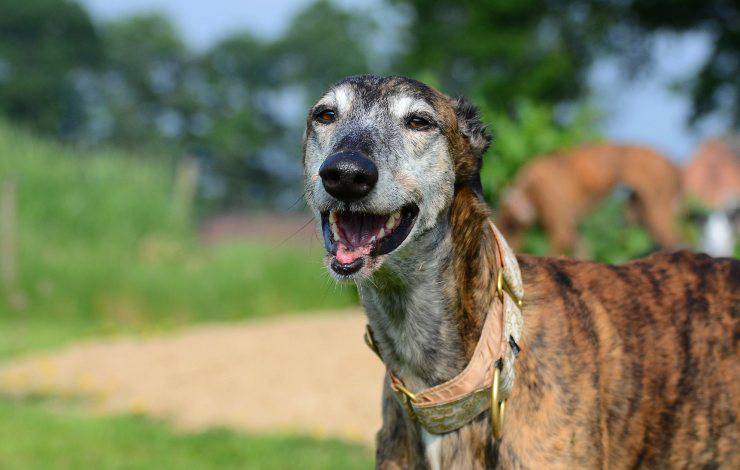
[275,0,376,100]
[0,398,372,469]
[390,1,605,110]
[479,101,600,204]
[393,0,739,127]
[579,196,655,263]
[0,0,102,135]
[93,14,197,148]
[0,122,354,329]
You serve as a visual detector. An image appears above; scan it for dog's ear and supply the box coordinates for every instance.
[455,97,491,157]
[453,97,491,193]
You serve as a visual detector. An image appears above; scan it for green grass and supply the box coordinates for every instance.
[0,319,96,359]
[0,398,372,469]
[0,121,355,338]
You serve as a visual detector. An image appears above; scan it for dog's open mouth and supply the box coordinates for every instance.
[321,204,419,276]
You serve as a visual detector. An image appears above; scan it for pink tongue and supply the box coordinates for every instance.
[336,242,371,264]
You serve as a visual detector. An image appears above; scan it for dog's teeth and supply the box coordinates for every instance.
[385,211,401,231]
[330,221,340,239]
[328,211,341,240]
[378,228,386,239]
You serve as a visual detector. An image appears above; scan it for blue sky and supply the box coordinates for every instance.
[79,0,725,161]
[79,0,364,45]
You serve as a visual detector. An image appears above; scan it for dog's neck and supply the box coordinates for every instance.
[357,186,498,391]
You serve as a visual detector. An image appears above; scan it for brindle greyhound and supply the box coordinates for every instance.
[302,75,739,469]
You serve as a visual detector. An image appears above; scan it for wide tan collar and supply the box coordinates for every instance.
[364,220,524,435]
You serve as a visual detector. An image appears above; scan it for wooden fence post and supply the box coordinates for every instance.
[173,157,199,227]
[0,179,17,289]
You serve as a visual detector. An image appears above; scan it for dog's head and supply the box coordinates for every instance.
[303,75,491,280]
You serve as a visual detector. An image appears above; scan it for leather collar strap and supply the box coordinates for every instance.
[364,220,524,435]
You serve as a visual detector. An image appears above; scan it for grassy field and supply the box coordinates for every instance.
[0,122,364,467]
[0,398,372,469]
[0,121,355,355]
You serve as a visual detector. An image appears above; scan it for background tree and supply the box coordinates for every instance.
[390,1,612,110]
[196,32,286,207]
[608,0,739,125]
[392,0,739,126]
[0,0,102,136]
[89,14,200,148]
[274,0,377,100]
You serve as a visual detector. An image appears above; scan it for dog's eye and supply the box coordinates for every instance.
[406,115,433,131]
[314,109,336,124]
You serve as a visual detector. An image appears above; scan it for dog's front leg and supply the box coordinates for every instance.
[376,377,427,469]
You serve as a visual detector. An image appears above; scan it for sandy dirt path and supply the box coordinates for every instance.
[0,311,385,444]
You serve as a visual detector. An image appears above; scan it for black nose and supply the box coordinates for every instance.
[319,151,378,201]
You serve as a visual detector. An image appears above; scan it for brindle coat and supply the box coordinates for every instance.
[302,75,739,469]
[377,251,739,468]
